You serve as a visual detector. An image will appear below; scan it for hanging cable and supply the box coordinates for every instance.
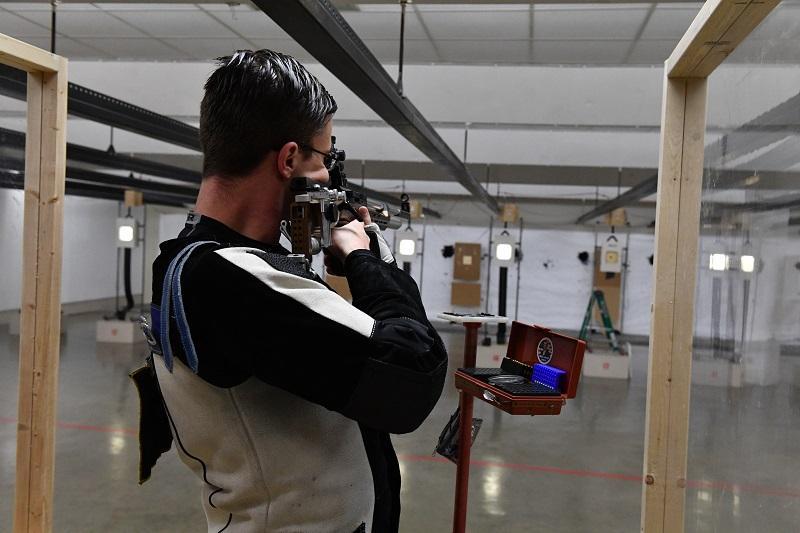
[107,127,116,156]
[361,159,366,188]
[50,1,59,53]
[482,166,494,345]
[515,217,523,321]
[397,0,408,95]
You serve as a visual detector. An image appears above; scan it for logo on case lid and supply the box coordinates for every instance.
[537,337,554,364]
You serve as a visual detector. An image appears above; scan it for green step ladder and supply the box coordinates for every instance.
[579,289,623,354]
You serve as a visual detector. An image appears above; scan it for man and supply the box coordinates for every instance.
[145,50,447,532]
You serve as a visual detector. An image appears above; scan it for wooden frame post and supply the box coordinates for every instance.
[642,73,707,533]
[0,34,68,533]
[641,1,779,531]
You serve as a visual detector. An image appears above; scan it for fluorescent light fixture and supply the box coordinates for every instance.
[740,255,755,273]
[496,243,513,261]
[709,253,729,271]
[398,238,416,257]
[116,217,138,248]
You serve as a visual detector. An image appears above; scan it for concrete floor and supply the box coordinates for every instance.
[1,314,799,532]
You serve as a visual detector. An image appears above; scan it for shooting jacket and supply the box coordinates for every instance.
[142,214,447,533]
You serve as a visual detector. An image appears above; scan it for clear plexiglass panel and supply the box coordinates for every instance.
[687,2,800,531]
[0,88,26,533]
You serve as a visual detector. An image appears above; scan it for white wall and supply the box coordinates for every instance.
[4,190,793,349]
[0,189,144,313]
[400,222,656,335]
[155,214,657,336]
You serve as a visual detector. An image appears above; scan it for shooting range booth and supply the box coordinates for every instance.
[2,0,795,531]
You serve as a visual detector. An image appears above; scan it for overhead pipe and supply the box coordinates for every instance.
[0,169,187,207]
[0,156,197,202]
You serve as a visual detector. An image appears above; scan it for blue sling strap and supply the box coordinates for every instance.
[153,240,219,373]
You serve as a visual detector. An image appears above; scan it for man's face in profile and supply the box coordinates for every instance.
[280,118,334,220]
[293,118,334,187]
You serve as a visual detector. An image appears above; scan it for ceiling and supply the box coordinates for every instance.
[1,1,797,65]
[2,1,799,228]
[0,2,717,65]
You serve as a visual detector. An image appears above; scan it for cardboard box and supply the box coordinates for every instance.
[500,203,519,223]
[451,282,482,307]
[604,208,627,227]
[454,242,481,281]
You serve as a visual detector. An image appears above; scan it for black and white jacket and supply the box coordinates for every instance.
[150,214,447,533]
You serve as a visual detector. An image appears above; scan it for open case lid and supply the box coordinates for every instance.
[506,321,585,399]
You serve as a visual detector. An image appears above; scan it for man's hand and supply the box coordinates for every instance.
[325,206,372,271]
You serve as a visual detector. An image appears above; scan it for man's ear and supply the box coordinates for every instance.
[276,141,301,180]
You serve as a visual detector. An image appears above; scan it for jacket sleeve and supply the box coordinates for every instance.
[179,246,447,434]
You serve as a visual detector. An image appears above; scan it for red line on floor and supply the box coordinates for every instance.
[0,416,136,435]
[2,417,798,499]
[397,454,800,499]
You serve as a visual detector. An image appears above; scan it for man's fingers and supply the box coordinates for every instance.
[358,205,372,226]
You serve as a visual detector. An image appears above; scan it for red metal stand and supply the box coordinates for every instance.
[447,320,585,532]
[453,322,480,533]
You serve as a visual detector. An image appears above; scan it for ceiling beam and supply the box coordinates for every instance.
[420,193,656,209]
[575,89,800,224]
[15,0,705,5]
[667,0,780,78]
[0,156,198,201]
[0,64,201,150]
[252,0,499,213]
[0,168,190,207]
[0,126,201,183]
[1,125,437,217]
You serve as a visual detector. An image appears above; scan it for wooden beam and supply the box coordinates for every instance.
[667,0,780,78]
[13,58,68,533]
[0,34,61,74]
[641,74,708,533]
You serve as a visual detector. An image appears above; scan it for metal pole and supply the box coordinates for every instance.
[514,217,524,321]
[497,267,508,344]
[50,1,57,53]
[419,203,427,292]
[114,202,121,315]
[453,322,480,533]
[619,227,630,334]
[140,205,148,310]
[485,216,493,315]
[397,0,408,94]
[483,163,493,323]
